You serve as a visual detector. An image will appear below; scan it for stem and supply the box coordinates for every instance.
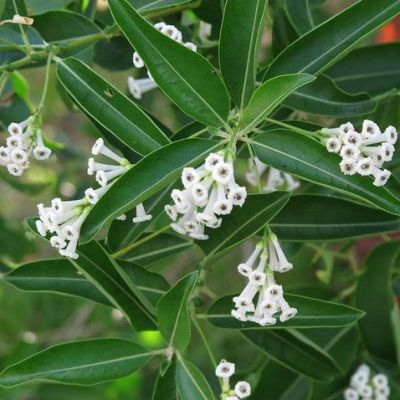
[192,317,217,368]
[37,53,53,112]
[12,0,33,53]
[264,117,321,139]
[111,224,170,258]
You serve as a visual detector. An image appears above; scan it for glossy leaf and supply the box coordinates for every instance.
[285,0,314,34]
[74,241,157,330]
[356,241,400,364]
[239,74,315,132]
[252,130,400,215]
[326,43,400,95]
[157,271,198,352]
[0,339,153,387]
[57,58,169,156]
[118,233,193,265]
[80,138,220,243]
[198,192,290,264]
[25,0,74,15]
[5,258,111,306]
[219,0,267,108]
[133,0,194,14]
[265,0,400,79]
[284,75,378,117]
[270,194,400,241]
[242,330,341,381]
[109,0,230,127]
[206,294,364,329]
[152,358,178,400]
[271,6,298,56]
[176,357,215,400]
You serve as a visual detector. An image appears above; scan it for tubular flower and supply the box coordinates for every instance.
[344,364,390,400]
[129,22,197,99]
[321,120,397,186]
[246,157,300,192]
[216,360,251,400]
[232,231,296,326]
[165,151,247,241]
[0,116,52,176]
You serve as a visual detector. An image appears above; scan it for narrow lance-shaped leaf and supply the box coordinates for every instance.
[134,0,195,14]
[152,357,179,400]
[206,294,365,329]
[265,0,400,79]
[176,356,216,400]
[109,0,230,127]
[219,0,267,108]
[199,192,291,265]
[157,271,198,352]
[356,241,400,364]
[239,74,315,133]
[285,0,314,34]
[80,138,221,243]
[4,258,111,307]
[269,194,400,241]
[0,339,154,387]
[326,43,400,95]
[251,129,400,216]
[242,330,341,382]
[57,58,169,156]
[283,75,379,118]
[118,233,193,266]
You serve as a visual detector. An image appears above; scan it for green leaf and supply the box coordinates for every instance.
[108,0,230,127]
[119,261,170,306]
[270,194,400,241]
[285,0,314,34]
[80,138,221,243]
[219,0,267,108]
[265,0,400,79]
[157,271,198,352]
[73,241,157,330]
[107,182,175,251]
[198,192,290,264]
[271,6,298,56]
[57,58,169,156]
[25,0,75,15]
[242,330,341,381]
[252,129,400,215]
[10,72,29,102]
[118,233,193,265]
[152,358,178,400]
[0,339,154,387]
[176,356,215,400]
[239,74,315,132]
[94,36,135,71]
[206,294,364,329]
[252,361,311,400]
[355,241,400,364]
[132,0,194,14]
[4,258,111,306]
[326,43,400,95]
[283,75,378,117]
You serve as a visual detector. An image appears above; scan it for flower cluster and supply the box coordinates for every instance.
[216,360,251,400]
[129,22,197,99]
[0,117,52,176]
[164,152,247,241]
[35,138,151,259]
[231,231,297,326]
[246,157,300,192]
[344,364,390,400]
[322,120,397,186]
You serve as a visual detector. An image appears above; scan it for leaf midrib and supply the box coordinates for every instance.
[125,242,191,262]
[178,358,210,400]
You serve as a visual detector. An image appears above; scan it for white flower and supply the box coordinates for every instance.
[215,360,235,378]
[132,52,144,68]
[164,204,178,221]
[268,235,293,273]
[383,125,398,144]
[343,131,362,146]
[212,161,233,184]
[372,167,391,187]
[372,374,388,388]
[326,137,342,153]
[228,184,247,207]
[7,163,23,176]
[344,388,359,400]
[132,203,152,223]
[340,144,360,160]
[339,158,357,175]
[355,157,374,176]
[33,129,51,160]
[85,185,109,204]
[181,167,201,188]
[91,138,124,163]
[10,148,28,164]
[361,119,380,138]
[213,184,233,215]
[358,384,372,398]
[234,381,251,399]
[128,76,158,100]
[95,167,125,187]
[204,152,224,171]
